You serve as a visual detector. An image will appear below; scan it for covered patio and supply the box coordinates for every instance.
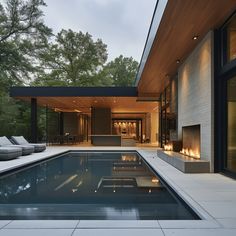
[10,87,159,147]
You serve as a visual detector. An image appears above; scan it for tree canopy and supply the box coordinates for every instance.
[0,0,52,92]
[33,29,108,86]
[0,0,140,140]
[102,55,138,87]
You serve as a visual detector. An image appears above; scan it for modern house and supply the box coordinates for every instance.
[10,0,236,178]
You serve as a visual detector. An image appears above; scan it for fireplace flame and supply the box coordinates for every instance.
[164,144,173,151]
[180,148,200,159]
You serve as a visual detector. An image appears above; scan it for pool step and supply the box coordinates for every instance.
[97,177,137,189]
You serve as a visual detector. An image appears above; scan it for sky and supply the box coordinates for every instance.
[42,0,157,62]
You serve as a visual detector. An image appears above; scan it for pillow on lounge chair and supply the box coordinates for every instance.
[0,136,34,155]
[11,136,46,153]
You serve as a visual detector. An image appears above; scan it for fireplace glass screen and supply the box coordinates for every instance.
[181,125,200,159]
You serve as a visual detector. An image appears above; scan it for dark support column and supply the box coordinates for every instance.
[59,112,64,135]
[45,106,48,145]
[141,120,143,143]
[59,112,64,144]
[31,98,37,143]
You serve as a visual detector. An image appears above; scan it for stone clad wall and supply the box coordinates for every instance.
[178,31,214,171]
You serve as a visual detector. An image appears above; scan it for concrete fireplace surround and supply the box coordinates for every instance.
[157,150,210,173]
[178,31,214,172]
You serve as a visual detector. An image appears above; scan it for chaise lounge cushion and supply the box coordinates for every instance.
[11,136,46,153]
[0,147,22,160]
[0,136,34,156]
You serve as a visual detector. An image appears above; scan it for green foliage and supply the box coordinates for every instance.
[0,0,140,141]
[0,92,31,139]
[102,55,139,86]
[33,29,108,86]
[0,0,52,91]
[0,0,51,139]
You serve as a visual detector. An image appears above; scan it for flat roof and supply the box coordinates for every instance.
[10,86,138,97]
[10,87,158,113]
[135,0,236,94]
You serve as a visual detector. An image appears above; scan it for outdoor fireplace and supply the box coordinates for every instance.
[180,125,200,159]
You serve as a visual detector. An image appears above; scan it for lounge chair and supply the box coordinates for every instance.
[0,136,34,155]
[11,136,46,153]
[0,147,22,160]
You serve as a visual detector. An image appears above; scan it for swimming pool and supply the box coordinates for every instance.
[0,151,199,220]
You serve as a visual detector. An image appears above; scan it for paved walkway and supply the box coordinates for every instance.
[0,146,236,235]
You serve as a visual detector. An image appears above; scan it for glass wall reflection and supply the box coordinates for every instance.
[227,76,236,172]
[227,14,236,62]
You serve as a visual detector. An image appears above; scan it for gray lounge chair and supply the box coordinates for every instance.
[0,147,22,160]
[0,136,34,155]
[11,136,46,153]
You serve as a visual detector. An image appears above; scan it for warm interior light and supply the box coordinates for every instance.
[164,144,173,151]
[176,59,180,64]
[180,148,200,159]
[74,109,81,113]
[193,35,198,40]
[151,177,159,183]
[121,155,137,162]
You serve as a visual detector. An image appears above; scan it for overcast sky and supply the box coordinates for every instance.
[42,0,157,62]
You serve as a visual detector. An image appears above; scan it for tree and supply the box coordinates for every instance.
[0,0,52,91]
[33,29,108,86]
[0,0,51,139]
[0,93,31,138]
[102,55,139,87]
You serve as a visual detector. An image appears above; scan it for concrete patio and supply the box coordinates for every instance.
[0,146,236,235]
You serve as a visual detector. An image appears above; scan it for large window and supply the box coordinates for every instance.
[159,77,178,147]
[216,12,236,177]
[227,16,236,62]
[222,13,236,64]
[227,76,236,172]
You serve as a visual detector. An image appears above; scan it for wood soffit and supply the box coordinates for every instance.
[137,0,236,94]
[16,96,159,113]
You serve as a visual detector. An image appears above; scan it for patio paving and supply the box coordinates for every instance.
[0,146,236,235]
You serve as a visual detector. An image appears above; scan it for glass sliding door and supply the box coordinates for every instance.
[159,78,178,148]
[227,76,236,172]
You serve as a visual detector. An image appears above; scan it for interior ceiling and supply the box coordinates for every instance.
[137,0,236,94]
[16,96,158,114]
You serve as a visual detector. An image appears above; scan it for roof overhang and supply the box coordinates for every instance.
[10,87,159,114]
[136,0,236,94]
[10,86,137,97]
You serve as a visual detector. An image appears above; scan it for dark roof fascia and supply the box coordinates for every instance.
[10,86,138,97]
[134,0,168,86]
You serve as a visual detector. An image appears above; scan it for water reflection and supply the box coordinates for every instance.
[0,152,198,220]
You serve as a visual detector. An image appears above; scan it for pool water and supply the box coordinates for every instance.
[0,151,199,220]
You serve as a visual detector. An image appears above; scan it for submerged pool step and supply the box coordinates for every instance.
[97,177,137,189]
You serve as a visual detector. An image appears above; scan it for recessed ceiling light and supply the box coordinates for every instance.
[192,35,198,40]
[74,109,81,113]
[176,59,180,64]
